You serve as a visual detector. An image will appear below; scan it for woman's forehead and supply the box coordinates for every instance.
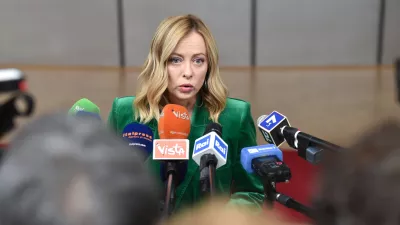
[173,32,207,55]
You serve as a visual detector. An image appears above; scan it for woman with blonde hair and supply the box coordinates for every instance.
[108,14,264,213]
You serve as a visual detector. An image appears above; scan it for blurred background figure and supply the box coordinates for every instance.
[0,113,161,225]
[314,119,400,225]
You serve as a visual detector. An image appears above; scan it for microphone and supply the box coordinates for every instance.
[257,112,290,147]
[158,105,190,139]
[121,123,154,159]
[68,98,101,120]
[153,104,190,218]
[240,144,289,183]
[240,144,313,218]
[192,123,228,196]
[257,111,342,164]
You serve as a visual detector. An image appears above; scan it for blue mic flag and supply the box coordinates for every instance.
[122,123,154,158]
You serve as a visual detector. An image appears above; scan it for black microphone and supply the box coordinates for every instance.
[257,111,343,164]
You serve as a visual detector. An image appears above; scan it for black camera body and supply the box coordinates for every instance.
[0,69,35,138]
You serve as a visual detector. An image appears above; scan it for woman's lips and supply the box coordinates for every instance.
[179,84,194,93]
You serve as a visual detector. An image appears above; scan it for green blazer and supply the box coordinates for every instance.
[107,96,264,212]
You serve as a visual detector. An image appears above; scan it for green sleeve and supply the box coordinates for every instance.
[107,97,119,133]
[228,102,264,209]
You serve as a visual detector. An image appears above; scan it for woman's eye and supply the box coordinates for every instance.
[169,57,182,64]
[193,58,205,65]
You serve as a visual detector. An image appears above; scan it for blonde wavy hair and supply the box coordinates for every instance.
[133,14,228,124]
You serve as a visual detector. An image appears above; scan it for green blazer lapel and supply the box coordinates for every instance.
[175,99,212,205]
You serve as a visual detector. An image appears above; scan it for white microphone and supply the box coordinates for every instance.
[192,123,228,196]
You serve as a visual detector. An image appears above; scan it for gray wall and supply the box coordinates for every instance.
[0,0,119,66]
[0,0,399,67]
[257,0,379,66]
[124,0,250,67]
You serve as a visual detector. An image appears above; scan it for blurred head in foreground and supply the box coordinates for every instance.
[314,119,400,225]
[164,198,301,225]
[0,113,160,225]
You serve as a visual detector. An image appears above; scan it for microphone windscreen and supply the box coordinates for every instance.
[122,123,154,158]
[204,123,222,136]
[158,104,191,139]
[68,98,100,115]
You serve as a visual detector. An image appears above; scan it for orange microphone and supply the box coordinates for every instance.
[158,104,191,139]
[153,104,191,218]
[154,104,191,160]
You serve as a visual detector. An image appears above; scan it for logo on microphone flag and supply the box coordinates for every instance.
[122,131,153,142]
[153,139,189,160]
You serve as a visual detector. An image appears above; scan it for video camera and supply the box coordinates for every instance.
[0,68,35,139]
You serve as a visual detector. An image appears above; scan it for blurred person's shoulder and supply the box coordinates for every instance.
[165,198,299,225]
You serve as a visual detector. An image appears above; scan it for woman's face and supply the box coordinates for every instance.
[167,31,208,104]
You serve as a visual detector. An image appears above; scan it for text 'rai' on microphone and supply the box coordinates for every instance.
[192,127,228,169]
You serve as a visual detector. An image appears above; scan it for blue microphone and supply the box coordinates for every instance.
[241,144,290,182]
[122,123,154,158]
[241,144,312,217]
